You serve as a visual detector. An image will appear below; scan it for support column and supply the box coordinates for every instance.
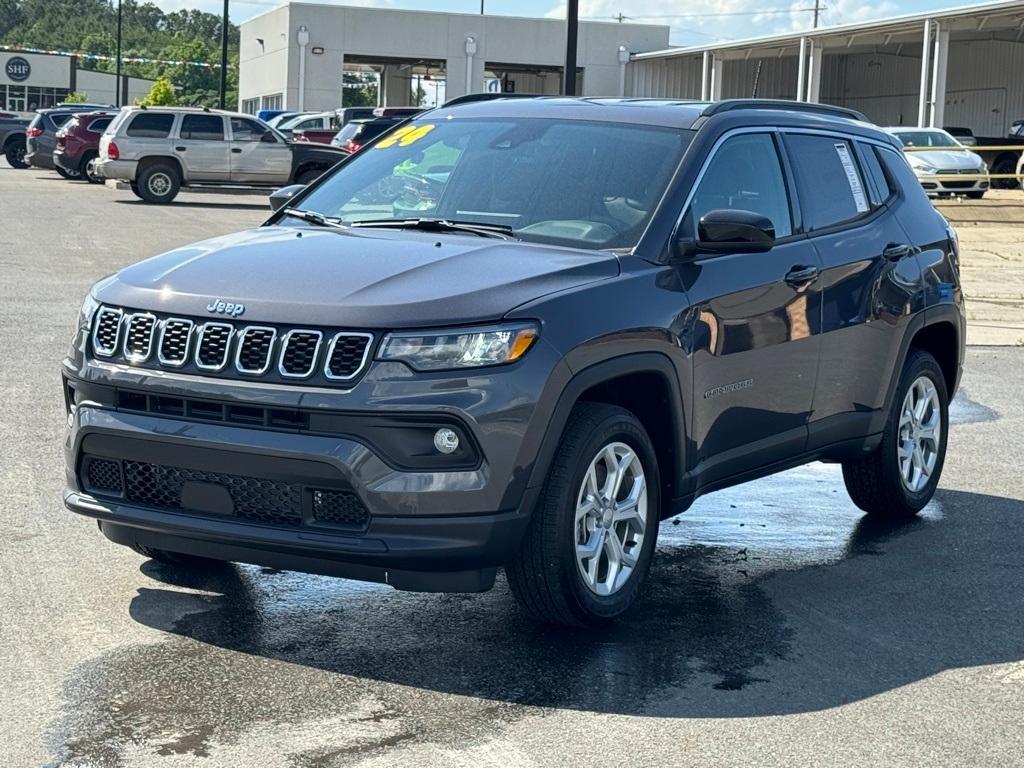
[709,56,723,101]
[701,50,711,100]
[929,24,949,127]
[806,41,823,103]
[917,19,933,127]
[796,37,808,102]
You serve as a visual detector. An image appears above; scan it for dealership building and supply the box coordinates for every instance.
[238,3,670,112]
[626,0,1024,138]
[1,50,154,112]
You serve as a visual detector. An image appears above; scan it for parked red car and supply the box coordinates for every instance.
[53,111,116,183]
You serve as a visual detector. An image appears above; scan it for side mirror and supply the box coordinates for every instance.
[676,209,775,259]
[269,184,306,211]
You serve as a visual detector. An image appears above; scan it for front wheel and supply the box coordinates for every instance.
[842,349,949,518]
[506,402,660,626]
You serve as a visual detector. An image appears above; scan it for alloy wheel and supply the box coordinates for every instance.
[574,441,648,596]
[897,375,941,493]
[148,172,172,197]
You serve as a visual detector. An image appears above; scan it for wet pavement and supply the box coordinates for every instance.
[3,164,1024,767]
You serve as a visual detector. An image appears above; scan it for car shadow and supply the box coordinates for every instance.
[119,487,1024,719]
[113,199,270,211]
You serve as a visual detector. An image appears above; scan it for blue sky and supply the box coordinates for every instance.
[160,0,994,46]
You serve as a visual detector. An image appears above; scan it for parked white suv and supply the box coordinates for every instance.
[97,107,348,203]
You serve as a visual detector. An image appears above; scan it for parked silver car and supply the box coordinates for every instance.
[887,127,989,199]
[96,106,347,203]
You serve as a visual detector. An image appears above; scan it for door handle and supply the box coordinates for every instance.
[785,264,819,287]
[883,243,913,261]
[231,147,242,153]
[175,146,186,152]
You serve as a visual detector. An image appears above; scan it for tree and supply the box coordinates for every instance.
[62,91,88,103]
[137,77,176,106]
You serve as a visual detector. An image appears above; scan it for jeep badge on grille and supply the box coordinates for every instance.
[206,298,245,317]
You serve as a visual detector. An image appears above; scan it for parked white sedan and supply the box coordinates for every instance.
[887,127,989,199]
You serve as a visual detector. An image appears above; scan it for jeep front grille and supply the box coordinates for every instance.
[88,305,373,387]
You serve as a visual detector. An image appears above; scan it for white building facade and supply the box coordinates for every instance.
[1,51,154,112]
[238,3,670,112]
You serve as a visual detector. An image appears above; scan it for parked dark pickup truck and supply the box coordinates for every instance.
[0,113,30,168]
[946,125,1024,188]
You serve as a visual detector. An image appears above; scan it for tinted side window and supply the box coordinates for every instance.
[180,115,224,141]
[88,118,112,133]
[786,134,870,230]
[857,143,892,205]
[127,113,175,138]
[687,133,793,238]
[877,145,927,198]
[231,117,270,141]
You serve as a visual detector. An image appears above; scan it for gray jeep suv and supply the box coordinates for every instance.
[63,98,964,626]
[96,106,348,203]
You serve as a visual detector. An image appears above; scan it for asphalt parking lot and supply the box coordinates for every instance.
[2,162,1024,767]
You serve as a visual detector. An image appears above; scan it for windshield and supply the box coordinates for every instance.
[294,117,693,250]
[892,130,961,148]
[278,113,319,131]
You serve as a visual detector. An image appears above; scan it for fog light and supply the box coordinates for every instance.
[433,428,460,454]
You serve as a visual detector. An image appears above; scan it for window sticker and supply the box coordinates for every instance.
[834,142,869,213]
[375,124,435,149]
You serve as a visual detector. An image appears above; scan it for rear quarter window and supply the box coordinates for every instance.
[88,118,113,133]
[856,142,893,205]
[785,134,871,230]
[126,113,175,138]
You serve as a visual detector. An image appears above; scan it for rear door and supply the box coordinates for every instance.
[175,114,229,180]
[682,131,822,485]
[782,131,922,448]
[228,117,291,184]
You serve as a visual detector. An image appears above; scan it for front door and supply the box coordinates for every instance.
[228,117,292,184]
[679,131,822,486]
[175,114,229,181]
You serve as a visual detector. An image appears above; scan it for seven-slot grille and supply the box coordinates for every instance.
[279,330,323,378]
[92,307,123,357]
[195,323,234,370]
[158,319,193,366]
[236,327,276,375]
[123,313,157,361]
[88,305,373,385]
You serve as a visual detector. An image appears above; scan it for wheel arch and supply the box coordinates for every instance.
[137,154,183,179]
[3,131,26,149]
[525,353,686,520]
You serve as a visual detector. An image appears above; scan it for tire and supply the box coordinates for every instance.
[81,152,102,184]
[842,349,949,518]
[4,141,28,169]
[130,543,223,568]
[56,164,81,180]
[991,156,1019,190]
[295,167,322,186]
[136,161,180,203]
[506,402,660,626]
[965,191,986,200]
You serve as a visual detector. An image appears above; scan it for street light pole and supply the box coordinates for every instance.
[219,0,229,109]
[563,0,579,95]
[115,0,122,107]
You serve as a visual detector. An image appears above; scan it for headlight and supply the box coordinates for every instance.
[379,322,539,371]
[77,292,100,331]
[908,157,938,174]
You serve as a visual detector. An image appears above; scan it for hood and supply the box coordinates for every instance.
[908,149,984,171]
[95,225,620,328]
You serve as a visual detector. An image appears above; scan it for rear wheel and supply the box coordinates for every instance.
[4,140,28,169]
[295,166,323,185]
[136,161,180,203]
[990,156,1019,190]
[82,152,102,183]
[506,402,660,626]
[842,350,949,518]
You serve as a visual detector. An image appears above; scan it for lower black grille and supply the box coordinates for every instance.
[312,489,370,528]
[85,458,123,494]
[124,461,303,527]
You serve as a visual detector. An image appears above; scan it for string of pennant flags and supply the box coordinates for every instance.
[0,44,221,68]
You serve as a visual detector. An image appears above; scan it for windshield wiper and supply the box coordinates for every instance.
[348,218,516,240]
[281,207,348,231]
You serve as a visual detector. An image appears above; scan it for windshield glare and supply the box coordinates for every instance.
[893,130,961,148]
[295,117,694,250]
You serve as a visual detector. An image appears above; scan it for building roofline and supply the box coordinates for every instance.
[632,0,1024,60]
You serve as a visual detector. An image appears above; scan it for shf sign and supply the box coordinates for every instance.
[5,56,31,82]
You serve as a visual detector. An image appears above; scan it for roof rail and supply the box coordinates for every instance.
[442,92,547,108]
[703,99,867,122]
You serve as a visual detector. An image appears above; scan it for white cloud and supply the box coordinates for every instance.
[545,0,900,46]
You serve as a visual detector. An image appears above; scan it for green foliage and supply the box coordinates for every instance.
[62,91,88,103]
[2,0,240,107]
[341,72,377,108]
[136,76,175,106]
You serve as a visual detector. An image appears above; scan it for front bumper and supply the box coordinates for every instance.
[916,171,989,195]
